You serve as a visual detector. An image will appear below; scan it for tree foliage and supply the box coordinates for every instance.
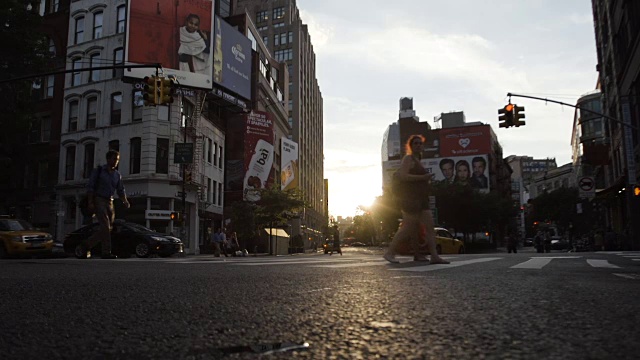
[529,187,580,234]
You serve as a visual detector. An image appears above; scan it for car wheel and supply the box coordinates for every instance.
[458,246,465,254]
[135,242,150,258]
[74,244,89,259]
[436,245,442,254]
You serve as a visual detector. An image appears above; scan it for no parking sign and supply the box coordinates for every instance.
[578,176,595,199]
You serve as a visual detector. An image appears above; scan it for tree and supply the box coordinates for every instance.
[0,1,52,171]
[529,187,579,235]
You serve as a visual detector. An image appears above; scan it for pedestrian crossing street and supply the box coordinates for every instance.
[112,251,640,277]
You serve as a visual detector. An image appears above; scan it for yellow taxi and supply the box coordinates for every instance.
[0,217,55,258]
[433,227,465,254]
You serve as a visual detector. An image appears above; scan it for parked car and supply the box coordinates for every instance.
[551,238,571,251]
[523,238,534,247]
[63,220,184,259]
[0,217,55,258]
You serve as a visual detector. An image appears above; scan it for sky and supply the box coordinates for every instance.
[295,0,598,219]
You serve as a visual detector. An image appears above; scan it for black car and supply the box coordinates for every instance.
[64,220,184,259]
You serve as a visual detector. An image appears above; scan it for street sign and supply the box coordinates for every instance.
[578,176,595,199]
[174,143,193,164]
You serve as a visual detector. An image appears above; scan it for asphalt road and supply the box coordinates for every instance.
[1,248,639,359]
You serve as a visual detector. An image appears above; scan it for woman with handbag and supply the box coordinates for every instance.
[384,135,450,264]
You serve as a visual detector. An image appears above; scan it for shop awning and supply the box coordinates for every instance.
[264,228,290,238]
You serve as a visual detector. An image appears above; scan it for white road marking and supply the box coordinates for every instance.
[613,273,640,280]
[389,257,502,272]
[511,258,553,269]
[311,260,389,268]
[587,259,620,268]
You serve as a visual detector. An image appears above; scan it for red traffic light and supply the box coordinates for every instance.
[634,186,640,196]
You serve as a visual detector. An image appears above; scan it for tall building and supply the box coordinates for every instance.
[234,0,326,245]
[591,0,640,247]
[0,1,70,233]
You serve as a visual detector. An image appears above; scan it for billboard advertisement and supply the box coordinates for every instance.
[213,15,252,100]
[384,155,490,193]
[423,155,490,192]
[280,139,299,190]
[124,0,214,89]
[243,111,274,201]
[439,125,491,157]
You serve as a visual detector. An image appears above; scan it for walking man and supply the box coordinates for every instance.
[83,150,129,259]
[211,228,228,257]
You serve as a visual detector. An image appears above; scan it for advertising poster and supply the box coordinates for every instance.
[280,139,299,190]
[125,0,214,89]
[243,111,274,201]
[439,125,491,157]
[422,154,490,192]
[213,15,252,100]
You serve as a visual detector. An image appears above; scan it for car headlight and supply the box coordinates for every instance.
[11,236,24,243]
[150,236,170,242]
[44,234,53,240]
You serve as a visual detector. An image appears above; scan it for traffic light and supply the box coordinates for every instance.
[143,76,160,106]
[185,171,192,183]
[158,77,175,105]
[498,104,515,128]
[170,211,183,224]
[634,185,640,196]
[514,105,526,127]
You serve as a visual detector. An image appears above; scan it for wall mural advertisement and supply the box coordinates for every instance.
[213,15,252,100]
[243,111,274,201]
[280,139,299,190]
[438,125,491,157]
[125,0,214,89]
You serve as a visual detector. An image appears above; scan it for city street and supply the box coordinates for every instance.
[1,248,639,359]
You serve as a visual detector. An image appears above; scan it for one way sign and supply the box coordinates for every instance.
[578,176,595,199]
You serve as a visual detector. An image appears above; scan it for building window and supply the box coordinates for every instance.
[262,36,268,46]
[212,180,217,205]
[89,53,100,82]
[37,160,48,187]
[256,10,268,22]
[29,119,40,144]
[116,5,126,34]
[280,33,287,45]
[113,48,123,78]
[93,11,103,39]
[111,93,122,125]
[74,17,84,44]
[273,7,285,20]
[274,34,280,46]
[46,75,54,98]
[218,144,223,168]
[217,182,223,206]
[41,116,51,142]
[288,31,293,43]
[258,25,268,31]
[71,58,82,86]
[48,38,56,56]
[181,99,194,127]
[68,101,78,132]
[65,146,76,180]
[109,140,119,152]
[86,97,97,129]
[274,22,284,28]
[83,143,95,178]
[208,139,213,163]
[130,137,141,174]
[156,138,169,174]
[132,90,143,122]
[213,141,217,166]
[275,49,293,61]
[51,0,59,13]
[207,178,212,203]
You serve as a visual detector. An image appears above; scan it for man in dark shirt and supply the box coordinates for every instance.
[83,150,129,259]
[470,156,489,189]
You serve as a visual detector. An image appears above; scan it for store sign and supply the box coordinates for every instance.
[145,210,173,220]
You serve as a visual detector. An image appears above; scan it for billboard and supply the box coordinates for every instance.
[213,15,252,100]
[243,111,274,201]
[423,155,490,192]
[280,139,299,190]
[124,0,214,89]
[439,125,491,157]
[384,155,490,193]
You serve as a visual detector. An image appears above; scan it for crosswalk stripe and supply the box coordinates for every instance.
[233,259,359,266]
[587,259,620,268]
[311,260,389,268]
[613,273,640,280]
[511,258,553,269]
[389,257,501,272]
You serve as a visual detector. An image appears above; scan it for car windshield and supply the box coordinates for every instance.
[0,219,34,231]
[124,223,154,233]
